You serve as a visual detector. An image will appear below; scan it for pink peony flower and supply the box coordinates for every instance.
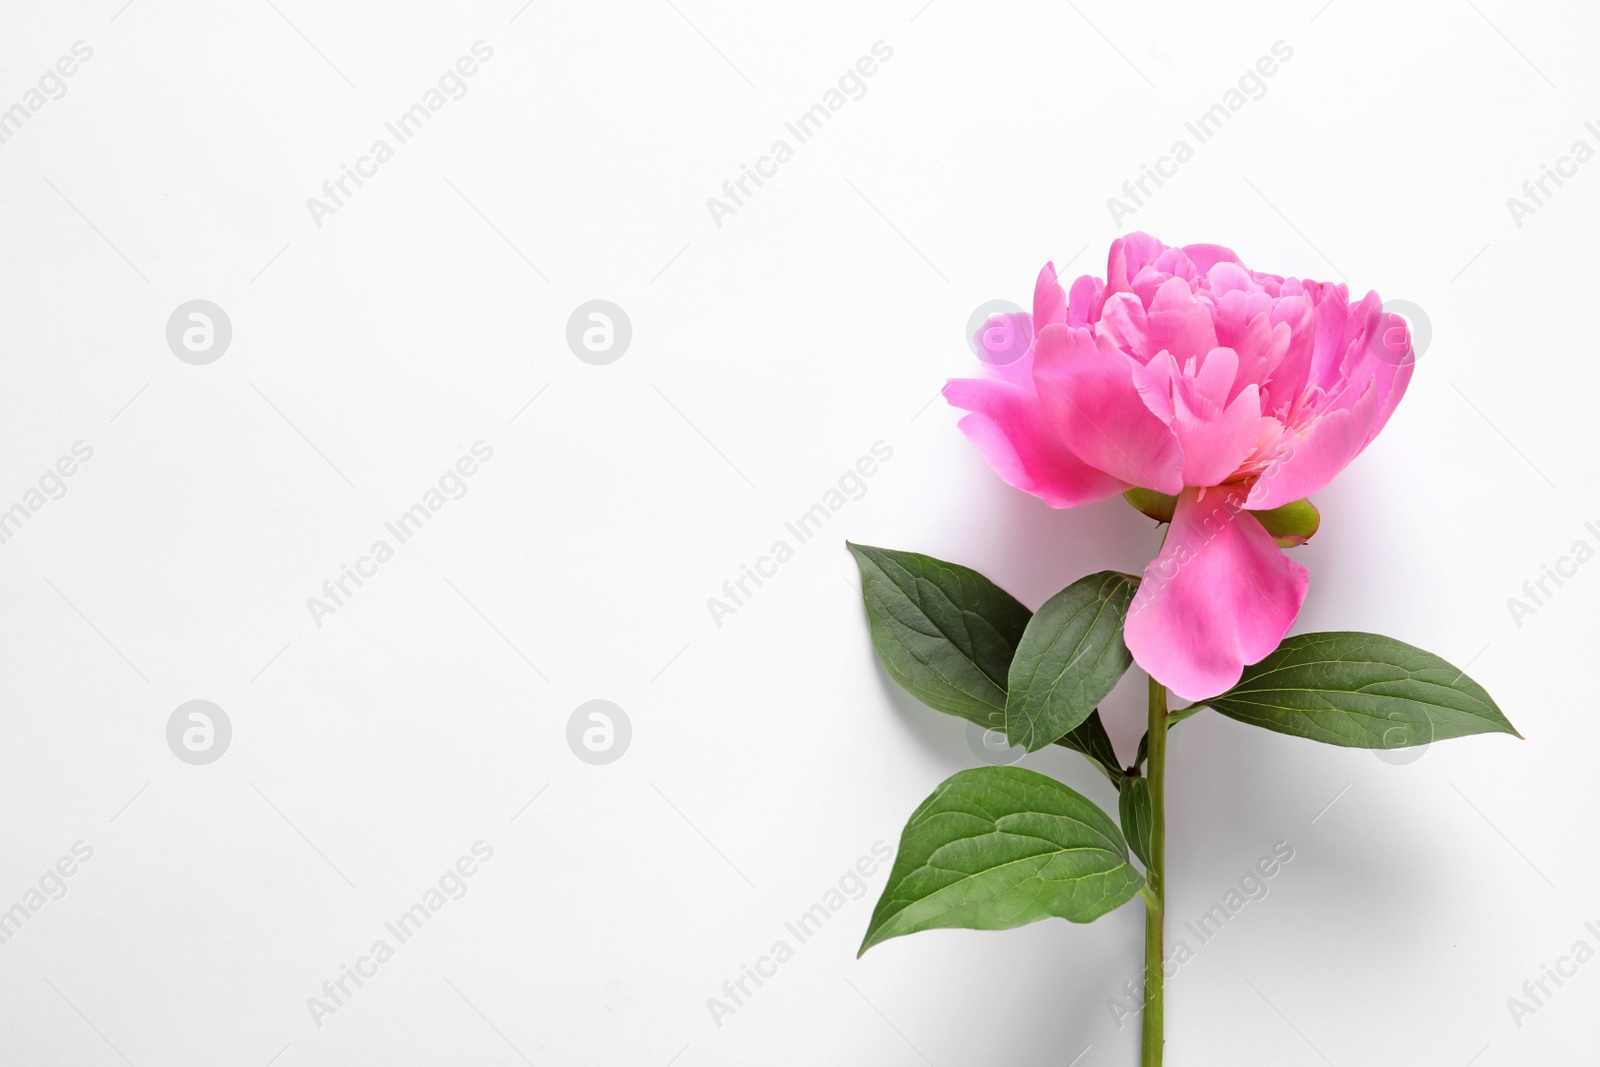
[945,233,1414,701]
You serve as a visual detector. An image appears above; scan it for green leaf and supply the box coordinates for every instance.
[848,543,1031,728]
[859,766,1143,955]
[1053,709,1125,785]
[1204,631,1521,749]
[1118,776,1153,870]
[1005,572,1138,751]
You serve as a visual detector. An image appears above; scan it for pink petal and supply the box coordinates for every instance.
[1067,273,1103,327]
[1153,247,1200,284]
[1032,324,1185,494]
[943,376,1127,508]
[1188,345,1239,409]
[1107,233,1170,295]
[1170,351,1265,488]
[1361,309,1415,446]
[1143,277,1220,362]
[1208,287,1281,394]
[1034,262,1068,328]
[1098,291,1150,360]
[1243,384,1375,509]
[974,311,1035,386]
[1126,488,1309,701]
[1128,265,1171,308]
[1244,292,1415,509]
[1304,283,1354,401]
[1182,242,1241,274]
[1129,350,1179,424]
[1262,293,1316,415]
[1204,261,1254,294]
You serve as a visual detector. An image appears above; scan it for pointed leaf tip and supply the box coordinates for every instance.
[848,544,1031,727]
[860,766,1142,954]
[1206,631,1519,749]
[1005,572,1137,752]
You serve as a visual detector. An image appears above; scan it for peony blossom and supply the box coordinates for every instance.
[945,233,1414,701]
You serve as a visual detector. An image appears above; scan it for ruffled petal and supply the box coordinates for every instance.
[1032,324,1185,494]
[1170,354,1267,488]
[1182,242,1241,275]
[1143,277,1220,363]
[1125,487,1309,701]
[1034,262,1068,329]
[973,311,1035,386]
[1243,386,1373,509]
[1362,309,1415,447]
[1244,291,1414,509]
[1066,273,1103,327]
[1261,291,1316,416]
[943,376,1127,508]
[1107,232,1171,296]
[1210,289,1285,399]
[1096,277,1219,366]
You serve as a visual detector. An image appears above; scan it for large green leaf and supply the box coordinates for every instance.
[1204,632,1521,749]
[859,766,1143,955]
[848,543,1031,727]
[1117,775,1153,870]
[1005,572,1137,751]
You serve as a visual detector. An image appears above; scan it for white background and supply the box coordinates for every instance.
[0,0,1595,1064]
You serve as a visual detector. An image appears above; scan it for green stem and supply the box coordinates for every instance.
[1142,674,1167,1067]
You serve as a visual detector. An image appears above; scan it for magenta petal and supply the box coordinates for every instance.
[1211,290,1284,399]
[1245,291,1414,510]
[1130,350,1179,424]
[975,311,1036,386]
[1170,352,1265,488]
[1356,302,1416,447]
[1189,346,1238,408]
[1263,293,1316,414]
[1107,233,1170,294]
[1098,292,1150,360]
[1304,283,1353,398]
[944,377,1127,508]
[1204,261,1254,295]
[1143,277,1220,362]
[1032,324,1185,494]
[1244,391,1370,510]
[1067,273,1102,327]
[1098,278,1219,366]
[1034,262,1068,328]
[1181,242,1240,274]
[1126,488,1309,701]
